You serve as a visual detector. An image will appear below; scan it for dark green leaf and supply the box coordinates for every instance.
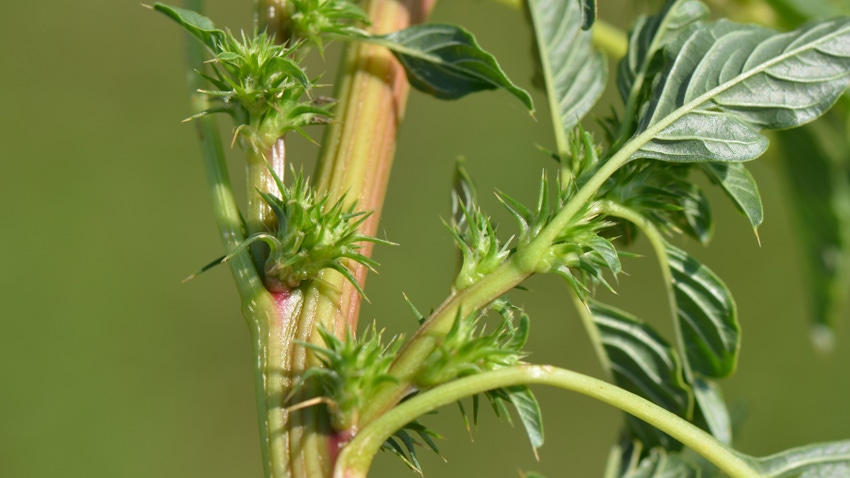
[505,385,545,457]
[750,440,850,477]
[666,243,740,378]
[527,0,607,149]
[617,0,709,103]
[633,18,850,163]
[692,378,732,445]
[700,162,763,230]
[674,182,713,246]
[591,301,693,450]
[153,3,225,51]
[372,24,533,111]
[581,0,597,30]
[776,121,850,347]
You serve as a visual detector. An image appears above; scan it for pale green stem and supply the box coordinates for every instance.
[593,19,628,60]
[359,131,643,428]
[335,365,760,478]
[598,200,694,384]
[568,287,612,380]
[185,2,295,476]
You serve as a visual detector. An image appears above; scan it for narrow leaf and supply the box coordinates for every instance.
[372,24,533,110]
[751,440,850,477]
[591,301,693,450]
[666,243,740,378]
[700,162,763,230]
[633,18,850,163]
[505,385,545,457]
[153,3,225,51]
[775,121,850,345]
[527,0,607,151]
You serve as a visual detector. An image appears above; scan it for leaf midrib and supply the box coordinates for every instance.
[637,20,850,156]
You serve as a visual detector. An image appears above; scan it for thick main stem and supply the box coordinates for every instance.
[282,1,436,476]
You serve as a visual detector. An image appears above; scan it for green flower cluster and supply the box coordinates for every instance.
[196,30,330,153]
[285,0,370,51]
[448,162,511,291]
[299,323,402,431]
[415,300,529,388]
[234,169,391,293]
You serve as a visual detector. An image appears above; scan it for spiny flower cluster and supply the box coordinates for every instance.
[286,0,370,51]
[448,162,511,291]
[195,30,331,152]
[415,300,530,388]
[297,323,402,431]
[252,169,392,294]
[499,173,621,300]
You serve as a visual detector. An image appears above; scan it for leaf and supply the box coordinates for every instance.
[750,440,850,477]
[153,3,225,51]
[591,301,693,450]
[673,181,713,246]
[505,385,545,458]
[625,448,700,478]
[665,243,740,378]
[692,378,732,445]
[371,24,534,111]
[617,0,709,103]
[632,18,850,163]
[527,0,607,150]
[775,121,850,346]
[580,0,597,30]
[700,162,763,230]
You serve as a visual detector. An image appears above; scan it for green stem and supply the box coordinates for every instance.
[568,287,612,379]
[335,365,760,478]
[592,19,628,60]
[598,201,694,384]
[360,122,643,428]
[184,3,295,476]
[358,258,531,425]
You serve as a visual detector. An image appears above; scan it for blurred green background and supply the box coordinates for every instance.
[2,0,849,477]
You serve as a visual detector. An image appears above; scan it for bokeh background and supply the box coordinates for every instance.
[2,0,849,477]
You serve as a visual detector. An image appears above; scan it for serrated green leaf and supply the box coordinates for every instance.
[633,18,850,163]
[700,162,763,230]
[692,378,731,445]
[505,385,545,457]
[750,440,850,477]
[665,244,740,378]
[617,0,709,103]
[527,0,606,153]
[153,3,225,51]
[775,121,850,345]
[371,24,533,111]
[591,301,693,450]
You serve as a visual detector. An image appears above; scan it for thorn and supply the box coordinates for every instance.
[753,227,762,247]
[284,396,333,413]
